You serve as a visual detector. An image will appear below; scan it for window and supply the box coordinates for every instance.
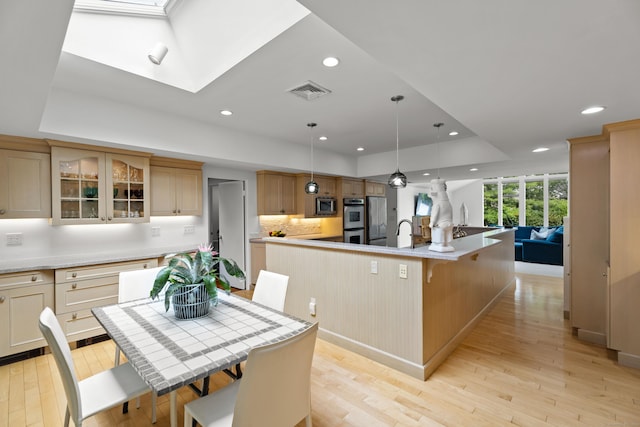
[483,183,498,226]
[525,180,544,226]
[548,178,568,227]
[502,182,519,227]
[483,174,567,227]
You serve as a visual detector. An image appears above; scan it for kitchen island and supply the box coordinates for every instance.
[263,228,515,380]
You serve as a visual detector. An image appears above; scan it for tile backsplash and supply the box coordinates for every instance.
[259,216,322,236]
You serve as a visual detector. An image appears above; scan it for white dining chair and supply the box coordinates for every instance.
[183,322,318,427]
[116,266,163,422]
[252,270,289,311]
[38,307,152,427]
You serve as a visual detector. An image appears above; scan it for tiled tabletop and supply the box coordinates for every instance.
[92,291,313,396]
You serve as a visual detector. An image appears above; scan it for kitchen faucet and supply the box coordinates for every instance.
[396,219,414,249]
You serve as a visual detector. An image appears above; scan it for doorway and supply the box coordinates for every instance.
[208,178,246,290]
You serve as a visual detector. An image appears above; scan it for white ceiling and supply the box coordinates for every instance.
[2,0,639,184]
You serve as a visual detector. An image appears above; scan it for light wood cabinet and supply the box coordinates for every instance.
[150,165,203,216]
[567,135,609,344]
[366,180,387,197]
[54,258,157,342]
[0,149,51,219]
[49,143,151,225]
[257,171,297,215]
[568,118,640,366]
[341,178,364,198]
[0,270,54,357]
[296,173,338,217]
[250,241,266,286]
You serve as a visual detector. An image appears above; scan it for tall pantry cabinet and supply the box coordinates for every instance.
[568,118,640,368]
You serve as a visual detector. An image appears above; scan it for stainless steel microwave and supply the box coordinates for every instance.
[316,197,337,216]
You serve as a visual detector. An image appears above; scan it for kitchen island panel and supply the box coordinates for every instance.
[266,229,514,380]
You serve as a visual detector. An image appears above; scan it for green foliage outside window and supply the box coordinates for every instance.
[483,183,498,226]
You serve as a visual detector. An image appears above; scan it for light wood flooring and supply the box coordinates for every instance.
[2,273,640,426]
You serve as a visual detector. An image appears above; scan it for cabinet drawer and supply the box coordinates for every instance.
[55,259,157,283]
[0,270,54,289]
[56,310,105,342]
[55,276,118,314]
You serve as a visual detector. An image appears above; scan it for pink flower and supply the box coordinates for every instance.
[197,243,218,256]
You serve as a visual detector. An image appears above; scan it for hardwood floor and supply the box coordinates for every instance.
[1,274,639,426]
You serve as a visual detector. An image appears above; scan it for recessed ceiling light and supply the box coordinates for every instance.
[423,172,430,176]
[356,147,364,152]
[581,106,605,115]
[469,168,478,172]
[322,57,340,67]
[532,147,549,153]
[448,131,459,136]
[220,110,233,116]
[319,136,328,141]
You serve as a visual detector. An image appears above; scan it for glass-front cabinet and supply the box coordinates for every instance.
[51,146,149,225]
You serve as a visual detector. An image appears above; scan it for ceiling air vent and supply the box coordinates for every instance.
[287,80,332,101]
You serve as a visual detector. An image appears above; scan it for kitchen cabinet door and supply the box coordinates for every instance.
[257,171,296,215]
[150,166,202,216]
[366,180,387,197]
[341,178,364,198]
[51,146,150,224]
[0,271,54,357]
[0,149,51,219]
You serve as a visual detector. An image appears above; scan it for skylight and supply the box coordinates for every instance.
[74,0,178,17]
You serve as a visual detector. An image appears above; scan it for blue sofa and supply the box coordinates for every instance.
[514,226,564,265]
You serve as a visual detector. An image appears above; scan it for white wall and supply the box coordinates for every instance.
[447,179,483,226]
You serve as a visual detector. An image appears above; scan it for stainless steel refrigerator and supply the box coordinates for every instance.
[366,196,387,246]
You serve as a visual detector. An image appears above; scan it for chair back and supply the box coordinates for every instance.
[232,322,318,427]
[38,307,82,424]
[252,270,289,311]
[118,266,164,303]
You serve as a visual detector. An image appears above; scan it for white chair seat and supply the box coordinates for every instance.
[78,362,150,420]
[38,307,153,427]
[183,380,239,427]
[184,322,318,427]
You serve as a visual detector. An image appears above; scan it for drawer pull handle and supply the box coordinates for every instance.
[72,272,77,278]
[72,283,77,289]
[72,313,77,320]
[0,296,5,303]
[31,275,37,281]
[143,263,148,269]
[0,209,5,215]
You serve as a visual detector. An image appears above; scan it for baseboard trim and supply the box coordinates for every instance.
[618,352,640,369]
[577,328,607,346]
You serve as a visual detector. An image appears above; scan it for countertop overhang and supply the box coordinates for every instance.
[262,228,512,261]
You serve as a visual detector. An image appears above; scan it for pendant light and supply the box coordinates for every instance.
[304,122,319,194]
[388,95,407,189]
[433,122,444,178]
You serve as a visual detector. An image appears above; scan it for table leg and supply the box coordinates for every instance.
[170,390,177,427]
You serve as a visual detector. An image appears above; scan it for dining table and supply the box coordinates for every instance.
[92,290,314,427]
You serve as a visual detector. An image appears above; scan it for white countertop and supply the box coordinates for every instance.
[0,244,197,274]
[263,228,512,261]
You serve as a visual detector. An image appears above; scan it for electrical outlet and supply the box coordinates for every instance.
[309,297,317,316]
[184,225,195,235]
[370,260,378,274]
[151,227,161,237]
[6,232,23,246]
[399,263,408,279]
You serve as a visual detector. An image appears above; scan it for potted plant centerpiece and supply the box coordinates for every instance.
[150,243,245,319]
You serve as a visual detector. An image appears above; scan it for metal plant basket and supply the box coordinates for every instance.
[171,283,211,319]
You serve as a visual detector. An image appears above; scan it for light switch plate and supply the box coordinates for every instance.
[151,227,160,237]
[6,232,23,246]
[184,225,195,235]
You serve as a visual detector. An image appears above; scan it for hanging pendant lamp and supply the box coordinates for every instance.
[388,95,407,189]
[433,122,444,178]
[305,122,319,194]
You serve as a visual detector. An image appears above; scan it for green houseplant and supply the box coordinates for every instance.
[150,243,245,319]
